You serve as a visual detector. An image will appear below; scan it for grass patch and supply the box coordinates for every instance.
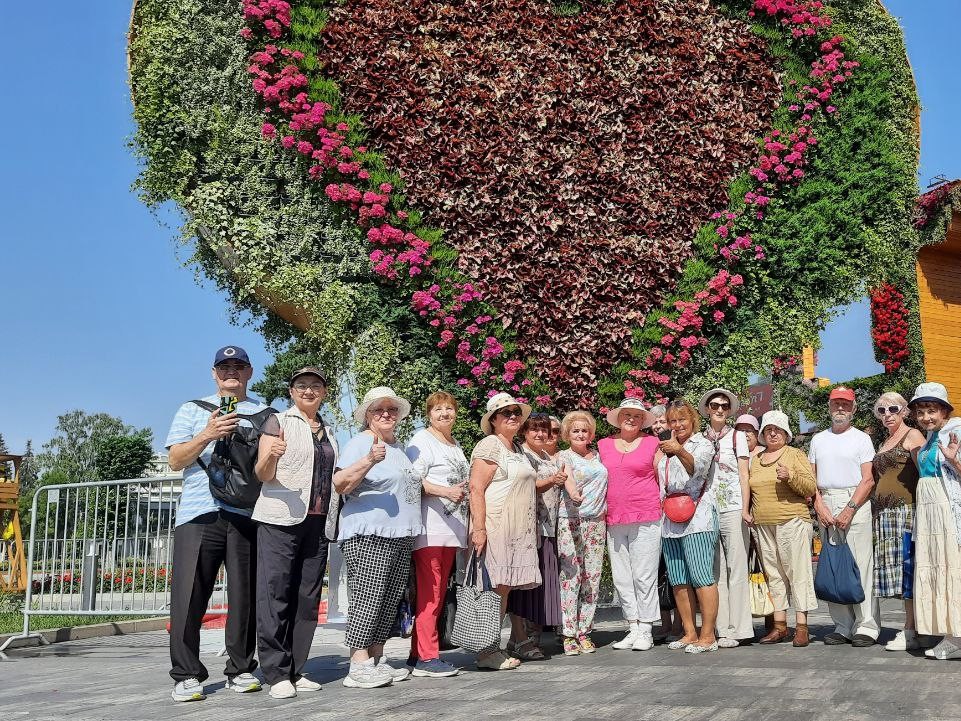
[0,613,149,635]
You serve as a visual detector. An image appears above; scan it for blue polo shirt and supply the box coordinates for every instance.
[165,393,270,526]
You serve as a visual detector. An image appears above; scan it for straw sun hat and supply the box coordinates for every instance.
[353,386,412,425]
[480,392,532,435]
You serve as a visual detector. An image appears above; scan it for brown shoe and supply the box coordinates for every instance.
[764,615,775,633]
[759,621,789,644]
[793,624,810,647]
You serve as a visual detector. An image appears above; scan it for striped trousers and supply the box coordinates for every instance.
[662,529,719,589]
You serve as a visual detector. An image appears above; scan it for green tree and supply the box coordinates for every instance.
[0,432,11,480]
[96,433,154,481]
[37,411,140,482]
[19,440,37,492]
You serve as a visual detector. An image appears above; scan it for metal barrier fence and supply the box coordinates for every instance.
[0,478,227,652]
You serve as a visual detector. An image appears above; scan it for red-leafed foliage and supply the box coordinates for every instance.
[915,179,960,229]
[870,283,910,373]
[321,0,781,404]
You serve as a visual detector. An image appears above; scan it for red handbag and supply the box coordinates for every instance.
[661,447,713,524]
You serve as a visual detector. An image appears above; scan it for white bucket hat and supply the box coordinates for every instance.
[480,392,532,435]
[698,387,740,418]
[908,382,954,413]
[606,398,654,429]
[759,410,793,441]
[353,386,412,425]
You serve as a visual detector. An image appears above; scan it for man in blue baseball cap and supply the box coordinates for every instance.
[164,346,270,702]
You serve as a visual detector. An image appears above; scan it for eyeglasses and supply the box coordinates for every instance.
[497,407,523,419]
[215,363,249,373]
[293,383,325,392]
[874,405,903,417]
[708,402,731,411]
[370,406,400,417]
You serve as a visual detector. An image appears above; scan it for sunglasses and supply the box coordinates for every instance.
[496,407,523,419]
[874,405,903,417]
[708,402,731,411]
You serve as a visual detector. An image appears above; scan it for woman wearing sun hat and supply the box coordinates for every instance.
[598,397,663,651]
[748,410,818,647]
[694,388,753,648]
[333,386,423,689]
[468,392,541,670]
[908,382,961,660]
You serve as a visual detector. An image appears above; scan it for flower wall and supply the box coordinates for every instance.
[131,0,921,431]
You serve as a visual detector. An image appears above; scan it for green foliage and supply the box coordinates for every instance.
[602,0,920,412]
[37,411,146,483]
[130,0,474,431]
[96,433,155,481]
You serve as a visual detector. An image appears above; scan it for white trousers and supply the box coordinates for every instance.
[714,510,754,640]
[820,487,880,640]
[607,521,661,623]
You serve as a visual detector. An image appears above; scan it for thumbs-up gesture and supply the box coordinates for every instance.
[267,426,287,460]
[776,460,790,482]
[367,432,387,464]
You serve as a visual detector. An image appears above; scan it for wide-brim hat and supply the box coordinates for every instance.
[353,386,412,424]
[606,398,654,430]
[908,382,954,413]
[698,387,740,418]
[760,410,793,441]
[480,392,532,435]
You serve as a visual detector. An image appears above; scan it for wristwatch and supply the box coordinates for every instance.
[846,500,858,510]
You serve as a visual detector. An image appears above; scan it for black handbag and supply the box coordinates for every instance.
[437,566,458,650]
[658,558,675,610]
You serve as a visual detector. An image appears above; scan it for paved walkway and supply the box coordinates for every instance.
[3,600,961,721]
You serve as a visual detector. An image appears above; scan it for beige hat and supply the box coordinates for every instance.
[353,386,411,424]
[698,387,740,418]
[480,392,532,435]
[606,398,654,429]
[760,410,793,441]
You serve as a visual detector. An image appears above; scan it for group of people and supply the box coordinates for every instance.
[164,345,961,702]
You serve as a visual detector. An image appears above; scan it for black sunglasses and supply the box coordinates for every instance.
[496,407,523,418]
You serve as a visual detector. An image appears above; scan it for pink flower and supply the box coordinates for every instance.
[713,310,725,322]
[261,123,276,139]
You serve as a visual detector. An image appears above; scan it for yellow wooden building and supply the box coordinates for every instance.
[917,206,961,405]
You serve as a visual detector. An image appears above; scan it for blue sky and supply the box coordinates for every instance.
[0,0,958,457]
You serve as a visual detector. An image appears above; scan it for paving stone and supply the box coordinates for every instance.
[2,599,959,720]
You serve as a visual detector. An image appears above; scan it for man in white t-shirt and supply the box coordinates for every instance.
[809,386,879,647]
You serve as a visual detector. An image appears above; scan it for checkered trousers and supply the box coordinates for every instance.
[341,534,414,649]
[873,503,914,599]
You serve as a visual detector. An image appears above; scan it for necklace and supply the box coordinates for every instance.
[759,449,788,467]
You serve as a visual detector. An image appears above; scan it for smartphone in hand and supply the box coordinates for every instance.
[658,429,673,442]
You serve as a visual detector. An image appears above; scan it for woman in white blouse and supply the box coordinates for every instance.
[405,392,469,678]
[658,399,719,653]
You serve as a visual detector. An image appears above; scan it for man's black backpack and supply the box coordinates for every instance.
[190,400,277,509]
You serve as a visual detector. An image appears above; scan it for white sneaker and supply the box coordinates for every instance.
[170,678,206,702]
[343,659,392,689]
[632,631,654,651]
[225,672,262,693]
[886,629,920,652]
[376,660,410,682]
[294,675,322,691]
[613,626,639,650]
[268,680,297,699]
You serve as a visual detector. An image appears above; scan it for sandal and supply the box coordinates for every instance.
[563,637,581,656]
[511,638,545,661]
[578,635,596,654]
[685,641,719,654]
[476,651,521,670]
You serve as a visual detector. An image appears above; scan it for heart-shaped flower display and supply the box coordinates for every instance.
[130,0,921,416]
[321,0,781,396]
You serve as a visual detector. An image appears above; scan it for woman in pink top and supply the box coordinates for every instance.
[598,398,663,651]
